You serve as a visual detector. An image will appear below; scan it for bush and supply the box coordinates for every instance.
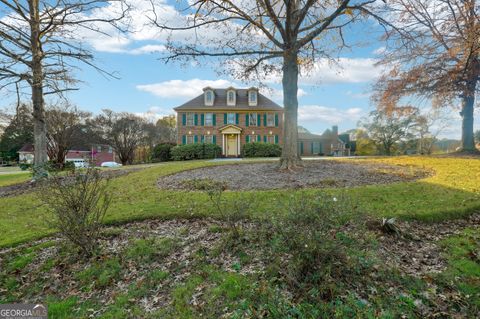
[19,163,31,171]
[242,142,281,157]
[152,143,176,162]
[38,167,111,257]
[264,192,367,298]
[171,143,221,161]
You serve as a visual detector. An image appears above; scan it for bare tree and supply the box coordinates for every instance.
[373,0,479,152]
[0,0,130,175]
[45,103,90,167]
[150,0,380,169]
[414,109,451,154]
[93,110,147,165]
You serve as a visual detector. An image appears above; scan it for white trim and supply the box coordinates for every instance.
[226,89,236,106]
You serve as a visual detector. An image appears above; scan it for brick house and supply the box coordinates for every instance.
[175,87,283,157]
[18,144,115,166]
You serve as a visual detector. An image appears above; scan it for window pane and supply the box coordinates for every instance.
[267,113,275,126]
[249,113,257,126]
[206,91,213,102]
[187,113,194,126]
[228,91,234,103]
[204,135,213,144]
[227,113,235,124]
[267,136,275,144]
[249,91,257,102]
[205,113,213,126]
[187,135,194,144]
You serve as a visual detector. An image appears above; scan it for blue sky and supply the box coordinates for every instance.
[1,0,476,138]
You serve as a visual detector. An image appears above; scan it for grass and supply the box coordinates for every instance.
[0,156,479,248]
[0,171,30,187]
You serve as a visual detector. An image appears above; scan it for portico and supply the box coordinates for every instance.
[219,124,242,157]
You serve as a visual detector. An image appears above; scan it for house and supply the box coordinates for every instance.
[298,125,351,156]
[174,86,351,157]
[175,87,283,157]
[18,144,115,166]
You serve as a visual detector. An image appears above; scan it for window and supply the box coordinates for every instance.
[267,135,275,144]
[186,135,194,144]
[227,91,235,105]
[249,135,257,143]
[249,113,257,126]
[249,90,257,105]
[97,145,102,152]
[205,113,213,126]
[108,146,113,154]
[204,135,213,144]
[205,90,213,105]
[227,113,235,124]
[266,113,275,127]
[186,113,194,126]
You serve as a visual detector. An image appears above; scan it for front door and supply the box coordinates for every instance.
[226,135,237,156]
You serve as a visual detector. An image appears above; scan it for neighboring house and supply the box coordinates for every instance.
[175,87,283,157]
[18,144,115,166]
[298,125,351,156]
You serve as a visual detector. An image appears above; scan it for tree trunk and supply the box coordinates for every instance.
[29,0,48,175]
[459,79,477,152]
[279,50,301,170]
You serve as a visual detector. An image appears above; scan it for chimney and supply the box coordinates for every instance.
[332,125,338,136]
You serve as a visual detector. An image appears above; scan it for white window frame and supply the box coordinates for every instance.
[227,113,236,124]
[204,135,214,144]
[186,112,194,126]
[249,113,257,126]
[248,90,257,106]
[249,135,257,143]
[266,113,275,127]
[205,113,213,126]
[205,90,214,106]
[227,90,236,106]
[267,135,275,144]
[186,135,194,144]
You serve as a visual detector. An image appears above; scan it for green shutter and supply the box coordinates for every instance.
[311,142,314,154]
[194,114,198,126]
[263,135,267,143]
[200,114,204,126]
[224,113,227,124]
[300,142,304,155]
[275,113,279,127]
[201,135,204,143]
[194,135,198,143]
[245,114,249,127]
[213,135,217,144]
[182,114,186,126]
[257,114,261,126]
[212,113,216,126]
[246,135,250,143]
[182,135,186,145]
[263,114,267,126]
[257,135,261,142]
[275,135,279,144]
[235,113,239,125]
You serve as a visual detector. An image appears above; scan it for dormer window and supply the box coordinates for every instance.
[226,87,236,106]
[203,87,215,106]
[248,88,258,106]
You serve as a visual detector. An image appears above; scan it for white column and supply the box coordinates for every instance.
[237,134,240,155]
[222,134,225,155]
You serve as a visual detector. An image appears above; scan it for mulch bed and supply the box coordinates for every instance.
[157,160,430,191]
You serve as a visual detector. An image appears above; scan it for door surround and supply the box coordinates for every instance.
[219,124,242,157]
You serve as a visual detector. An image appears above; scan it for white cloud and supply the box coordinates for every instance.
[373,47,386,55]
[298,105,364,124]
[135,106,174,122]
[136,79,238,98]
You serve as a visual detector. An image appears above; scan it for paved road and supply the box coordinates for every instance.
[0,167,28,175]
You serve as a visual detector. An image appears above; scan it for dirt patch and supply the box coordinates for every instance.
[157,160,429,190]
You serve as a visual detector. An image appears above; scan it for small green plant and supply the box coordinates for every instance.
[124,237,177,263]
[185,178,251,239]
[38,167,111,257]
[152,143,176,162]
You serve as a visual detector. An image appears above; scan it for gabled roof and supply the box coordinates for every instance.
[174,88,283,111]
[18,144,34,153]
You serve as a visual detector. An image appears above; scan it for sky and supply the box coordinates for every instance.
[1,0,478,138]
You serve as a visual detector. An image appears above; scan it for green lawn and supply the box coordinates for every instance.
[1,156,479,248]
[0,171,30,187]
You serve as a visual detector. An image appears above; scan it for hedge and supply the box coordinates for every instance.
[171,143,222,161]
[152,143,176,162]
[242,142,282,157]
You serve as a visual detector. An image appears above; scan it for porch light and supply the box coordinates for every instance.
[207,131,210,135]
[188,131,192,135]
[269,131,273,135]
[251,131,255,135]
